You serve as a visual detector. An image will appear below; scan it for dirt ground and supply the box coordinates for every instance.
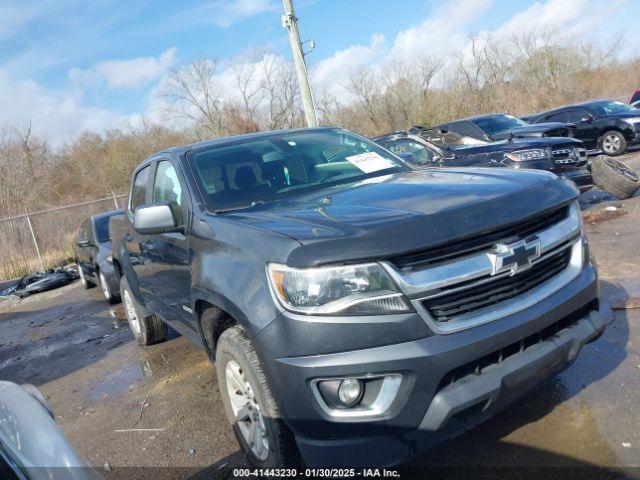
[1,152,640,479]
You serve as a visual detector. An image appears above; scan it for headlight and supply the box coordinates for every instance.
[267,263,412,315]
[571,201,583,234]
[623,117,640,124]
[504,148,550,162]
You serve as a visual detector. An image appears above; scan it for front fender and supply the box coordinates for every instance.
[116,238,147,307]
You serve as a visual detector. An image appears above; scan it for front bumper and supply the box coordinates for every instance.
[263,265,611,467]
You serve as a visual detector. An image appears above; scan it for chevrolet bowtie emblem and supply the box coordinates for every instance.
[487,238,541,276]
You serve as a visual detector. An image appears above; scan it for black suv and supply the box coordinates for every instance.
[373,127,592,191]
[110,127,608,468]
[525,100,640,156]
[436,113,575,142]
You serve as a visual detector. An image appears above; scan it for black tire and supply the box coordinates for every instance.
[99,271,120,305]
[77,263,95,289]
[120,276,167,346]
[599,130,627,156]
[216,325,301,468]
[591,156,640,199]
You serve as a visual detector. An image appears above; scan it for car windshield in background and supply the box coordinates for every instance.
[589,100,638,116]
[188,129,407,212]
[473,115,529,135]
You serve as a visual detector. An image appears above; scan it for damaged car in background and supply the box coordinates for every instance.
[524,99,640,156]
[435,113,576,142]
[373,127,593,192]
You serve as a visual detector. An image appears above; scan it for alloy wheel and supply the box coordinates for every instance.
[602,134,621,154]
[604,157,639,182]
[123,290,141,336]
[225,360,269,461]
[99,272,110,300]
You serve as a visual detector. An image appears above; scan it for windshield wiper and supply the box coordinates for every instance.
[214,200,265,214]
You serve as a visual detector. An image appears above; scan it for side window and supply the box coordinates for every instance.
[565,109,590,123]
[544,112,566,123]
[153,160,184,224]
[130,165,150,211]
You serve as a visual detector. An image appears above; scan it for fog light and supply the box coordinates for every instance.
[338,378,363,407]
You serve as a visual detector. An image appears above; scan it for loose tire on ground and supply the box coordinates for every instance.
[599,130,627,156]
[120,276,167,346]
[591,156,640,200]
[216,325,301,468]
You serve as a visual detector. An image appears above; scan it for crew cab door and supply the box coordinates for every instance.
[144,158,193,331]
[565,108,597,148]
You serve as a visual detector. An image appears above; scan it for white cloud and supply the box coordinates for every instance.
[178,0,277,28]
[0,4,37,39]
[493,0,633,47]
[386,0,493,62]
[69,48,177,90]
[309,0,493,99]
[0,70,134,147]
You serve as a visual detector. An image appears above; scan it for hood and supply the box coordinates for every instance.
[225,169,578,268]
[490,122,576,140]
[451,136,583,155]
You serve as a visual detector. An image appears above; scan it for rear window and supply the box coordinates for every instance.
[473,115,528,135]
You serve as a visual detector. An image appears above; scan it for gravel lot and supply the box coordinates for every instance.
[1,151,639,479]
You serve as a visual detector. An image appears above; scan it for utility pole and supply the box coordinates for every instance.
[281,0,318,127]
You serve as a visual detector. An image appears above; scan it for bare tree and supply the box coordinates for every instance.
[161,59,224,140]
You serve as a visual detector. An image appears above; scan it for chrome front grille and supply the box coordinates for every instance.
[382,203,584,333]
[552,147,587,167]
[422,247,572,323]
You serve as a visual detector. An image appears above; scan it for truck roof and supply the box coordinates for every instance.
[157,126,338,157]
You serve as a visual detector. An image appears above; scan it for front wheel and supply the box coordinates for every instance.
[600,130,627,156]
[120,276,167,346]
[216,326,301,468]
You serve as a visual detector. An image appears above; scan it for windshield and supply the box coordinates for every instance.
[381,138,437,164]
[188,129,407,212]
[589,100,638,116]
[473,115,529,135]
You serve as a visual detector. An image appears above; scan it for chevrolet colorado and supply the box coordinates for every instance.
[109,127,610,468]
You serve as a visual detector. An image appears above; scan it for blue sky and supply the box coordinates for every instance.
[0,0,638,145]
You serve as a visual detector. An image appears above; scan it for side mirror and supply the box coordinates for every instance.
[133,202,177,235]
[580,116,593,124]
[76,239,93,247]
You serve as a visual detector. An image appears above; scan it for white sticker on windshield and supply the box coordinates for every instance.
[345,152,395,174]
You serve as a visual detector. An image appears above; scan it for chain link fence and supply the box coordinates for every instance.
[0,193,127,281]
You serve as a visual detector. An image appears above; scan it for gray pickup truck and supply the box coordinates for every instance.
[109,127,610,468]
